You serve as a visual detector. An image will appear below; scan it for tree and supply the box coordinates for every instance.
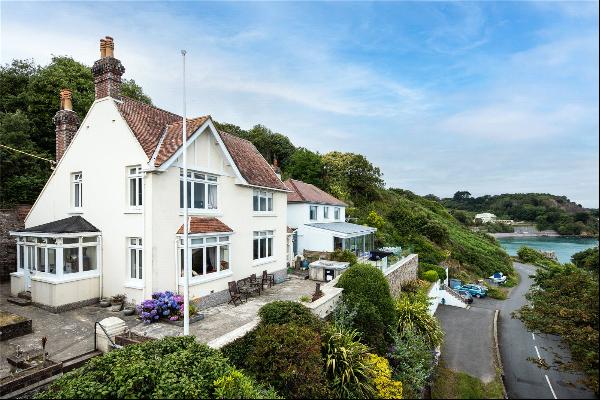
[453,191,472,201]
[571,247,599,273]
[322,151,384,203]
[121,79,153,104]
[283,148,325,188]
[244,124,296,167]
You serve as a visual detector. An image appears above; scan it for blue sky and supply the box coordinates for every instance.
[2,1,598,207]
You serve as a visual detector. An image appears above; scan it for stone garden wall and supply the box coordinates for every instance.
[0,205,30,282]
[384,253,419,296]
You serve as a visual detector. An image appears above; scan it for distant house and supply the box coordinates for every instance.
[9,37,288,312]
[284,179,376,258]
[474,213,497,224]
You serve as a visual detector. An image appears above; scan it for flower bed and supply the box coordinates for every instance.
[137,291,184,323]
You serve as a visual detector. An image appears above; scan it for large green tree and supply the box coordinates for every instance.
[283,147,325,188]
[322,151,384,203]
[1,57,151,206]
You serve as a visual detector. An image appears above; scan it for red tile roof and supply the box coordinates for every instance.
[177,217,233,234]
[154,116,210,166]
[284,179,347,206]
[115,97,286,190]
[218,131,287,190]
[117,97,181,158]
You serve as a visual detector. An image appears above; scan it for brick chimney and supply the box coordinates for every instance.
[53,89,79,162]
[91,36,125,99]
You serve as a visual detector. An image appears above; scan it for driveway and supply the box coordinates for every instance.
[435,304,496,383]
[474,262,595,399]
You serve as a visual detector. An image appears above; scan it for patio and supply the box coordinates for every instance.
[0,275,317,378]
[130,275,317,344]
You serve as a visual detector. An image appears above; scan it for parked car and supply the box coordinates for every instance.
[489,272,507,284]
[460,284,487,298]
[456,289,473,304]
[449,279,462,290]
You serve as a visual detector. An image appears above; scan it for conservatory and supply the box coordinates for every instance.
[9,216,102,312]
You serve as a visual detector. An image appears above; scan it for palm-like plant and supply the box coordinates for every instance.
[323,325,376,398]
[395,295,444,347]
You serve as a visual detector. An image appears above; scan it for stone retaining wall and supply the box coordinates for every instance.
[0,206,30,282]
[384,254,418,296]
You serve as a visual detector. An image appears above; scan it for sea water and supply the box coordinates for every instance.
[498,236,598,264]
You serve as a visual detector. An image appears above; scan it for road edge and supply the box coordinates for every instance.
[494,309,509,399]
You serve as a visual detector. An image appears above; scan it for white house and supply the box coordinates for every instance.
[9,37,289,312]
[284,179,376,257]
[474,212,497,224]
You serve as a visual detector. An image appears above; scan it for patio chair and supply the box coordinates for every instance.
[228,281,245,306]
[262,270,275,289]
[240,277,261,297]
[249,274,263,295]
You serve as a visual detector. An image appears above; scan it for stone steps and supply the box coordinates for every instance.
[7,296,32,306]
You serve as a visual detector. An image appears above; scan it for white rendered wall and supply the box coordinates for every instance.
[149,127,288,300]
[25,98,148,304]
[287,203,345,228]
[295,224,336,254]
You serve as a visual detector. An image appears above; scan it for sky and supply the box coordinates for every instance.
[1,1,598,207]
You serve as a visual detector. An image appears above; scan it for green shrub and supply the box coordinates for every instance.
[419,262,447,282]
[422,270,439,282]
[220,329,257,370]
[365,353,404,399]
[257,301,322,331]
[36,336,269,399]
[387,328,435,398]
[330,249,358,265]
[517,246,562,269]
[213,368,280,399]
[336,264,397,354]
[571,247,599,272]
[246,323,331,399]
[396,294,444,347]
[323,325,375,398]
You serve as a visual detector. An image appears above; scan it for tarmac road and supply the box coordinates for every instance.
[473,262,595,399]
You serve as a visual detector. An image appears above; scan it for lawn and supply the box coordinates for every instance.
[431,362,504,399]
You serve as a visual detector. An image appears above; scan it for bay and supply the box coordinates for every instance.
[498,236,598,264]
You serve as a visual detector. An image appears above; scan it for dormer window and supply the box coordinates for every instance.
[253,190,273,212]
[180,169,218,211]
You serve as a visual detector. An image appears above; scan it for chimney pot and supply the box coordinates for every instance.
[53,89,79,162]
[105,36,114,57]
[59,89,73,111]
[100,39,107,58]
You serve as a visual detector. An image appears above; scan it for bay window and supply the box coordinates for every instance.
[180,170,218,211]
[253,190,273,212]
[179,235,230,280]
[128,166,143,208]
[15,235,99,278]
[253,230,274,261]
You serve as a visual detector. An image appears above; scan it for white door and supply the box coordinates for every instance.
[23,245,34,290]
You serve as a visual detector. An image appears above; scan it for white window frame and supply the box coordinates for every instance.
[324,206,330,219]
[128,166,143,209]
[179,169,218,212]
[71,172,82,209]
[14,234,100,282]
[178,234,231,283]
[253,230,274,262]
[253,190,274,213]
[309,205,318,221]
[128,238,143,280]
[334,207,341,220]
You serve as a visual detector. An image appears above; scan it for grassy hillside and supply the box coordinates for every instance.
[349,189,513,279]
[441,192,599,236]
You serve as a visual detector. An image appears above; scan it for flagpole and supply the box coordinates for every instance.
[181,49,190,336]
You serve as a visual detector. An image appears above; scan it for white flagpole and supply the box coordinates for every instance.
[181,49,190,336]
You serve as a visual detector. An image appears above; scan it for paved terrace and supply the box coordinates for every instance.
[130,275,316,343]
[0,276,316,378]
